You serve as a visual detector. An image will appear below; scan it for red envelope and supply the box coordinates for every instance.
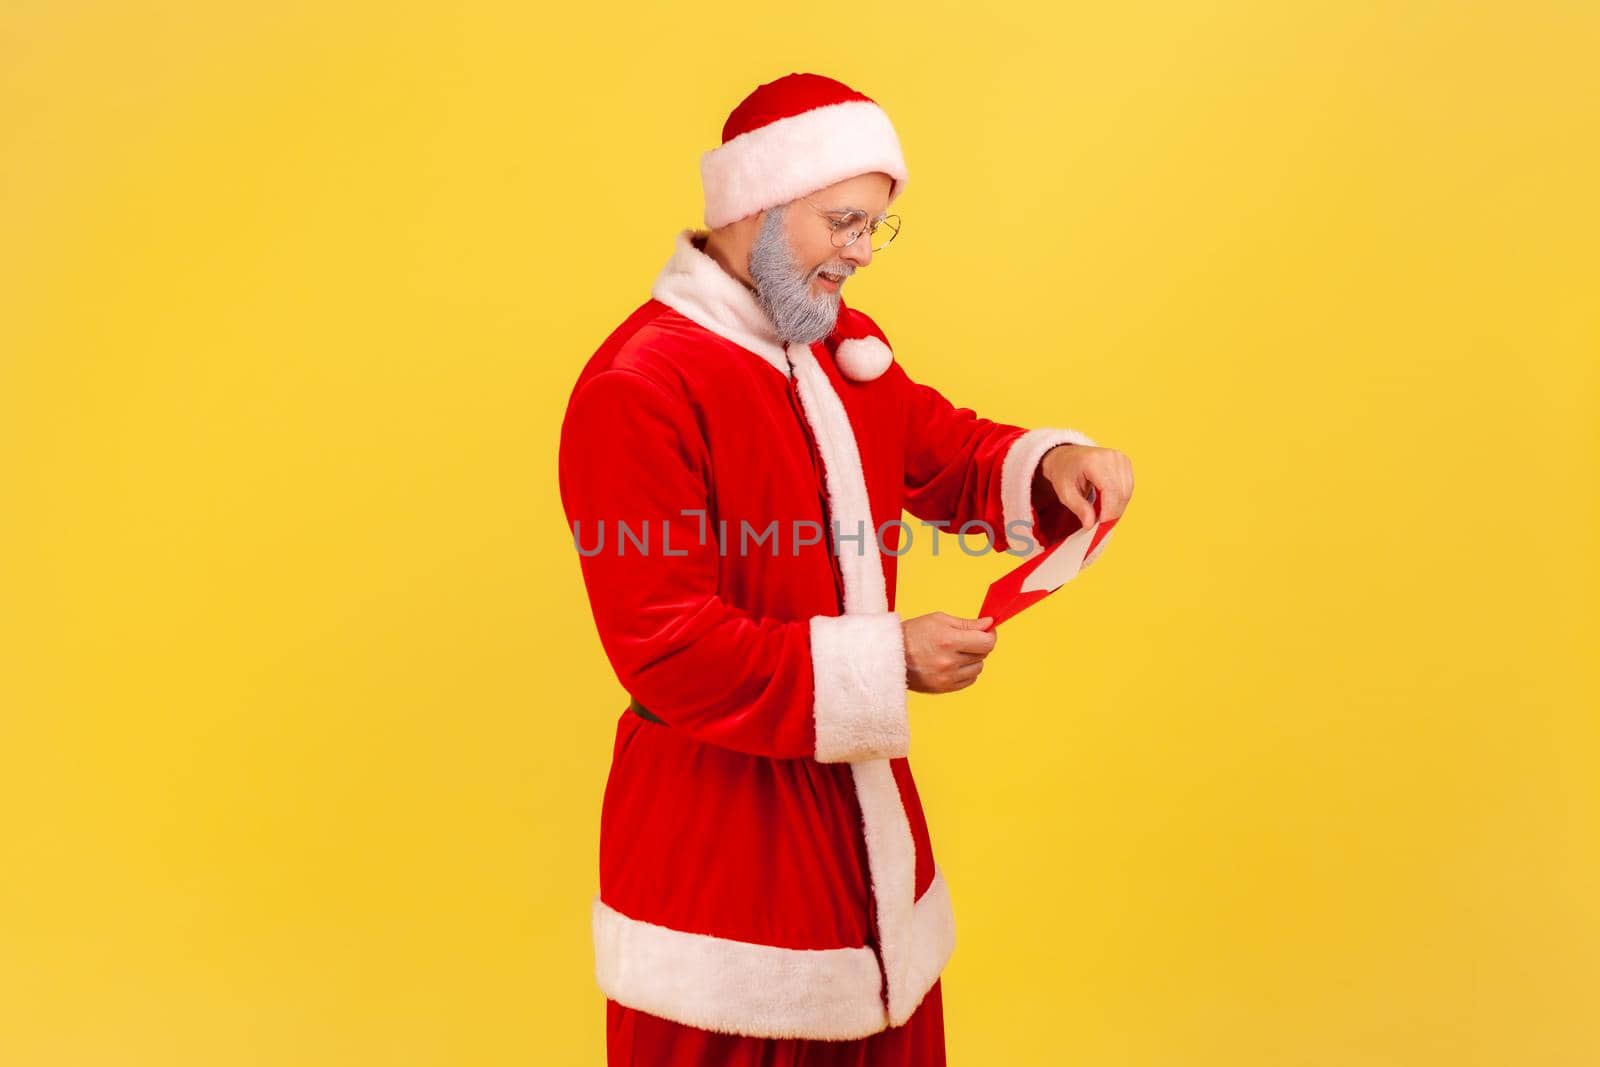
[979,515,1119,627]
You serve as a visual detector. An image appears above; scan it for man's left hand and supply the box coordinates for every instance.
[1039,444,1135,532]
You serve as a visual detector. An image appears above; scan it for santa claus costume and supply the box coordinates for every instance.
[557,73,1112,1065]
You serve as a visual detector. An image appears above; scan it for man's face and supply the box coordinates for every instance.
[748,171,894,345]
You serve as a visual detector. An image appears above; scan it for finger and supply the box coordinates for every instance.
[1109,456,1135,513]
[948,628,997,656]
[951,659,984,682]
[1088,470,1131,524]
[1096,484,1126,523]
[941,671,977,692]
[1098,464,1133,520]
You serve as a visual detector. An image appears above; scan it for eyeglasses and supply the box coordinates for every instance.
[799,197,902,253]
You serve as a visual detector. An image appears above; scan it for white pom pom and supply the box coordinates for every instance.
[835,336,894,382]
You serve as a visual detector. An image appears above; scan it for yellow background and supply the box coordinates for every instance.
[3,1,1596,1064]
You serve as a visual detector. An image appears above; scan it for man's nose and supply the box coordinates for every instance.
[840,238,872,269]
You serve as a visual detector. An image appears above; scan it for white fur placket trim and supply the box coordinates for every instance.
[787,340,947,1027]
[785,343,888,614]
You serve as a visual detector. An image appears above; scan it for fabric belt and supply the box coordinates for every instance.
[628,696,666,724]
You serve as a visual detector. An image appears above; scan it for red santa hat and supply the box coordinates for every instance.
[701,73,909,231]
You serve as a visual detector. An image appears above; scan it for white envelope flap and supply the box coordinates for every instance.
[1019,522,1101,595]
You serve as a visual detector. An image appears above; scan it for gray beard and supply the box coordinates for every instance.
[749,204,841,346]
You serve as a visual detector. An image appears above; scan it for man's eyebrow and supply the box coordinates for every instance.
[823,203,891,222]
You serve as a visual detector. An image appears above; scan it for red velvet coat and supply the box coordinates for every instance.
[557,229,1110,1040]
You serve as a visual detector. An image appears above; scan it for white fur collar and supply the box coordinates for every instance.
[650,229,791,379]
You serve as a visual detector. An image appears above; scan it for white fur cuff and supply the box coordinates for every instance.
[1000,427,1099,560]
[810,612,909,763]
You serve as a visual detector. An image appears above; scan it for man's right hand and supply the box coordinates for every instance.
[902,612,998,694]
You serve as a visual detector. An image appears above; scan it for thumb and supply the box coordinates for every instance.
[956,615,994,631]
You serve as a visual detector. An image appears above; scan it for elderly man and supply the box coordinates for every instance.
[558,72,1133,1066]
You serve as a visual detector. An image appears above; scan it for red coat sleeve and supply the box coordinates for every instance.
[559,367,909,762]
[898,369,1106,558]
